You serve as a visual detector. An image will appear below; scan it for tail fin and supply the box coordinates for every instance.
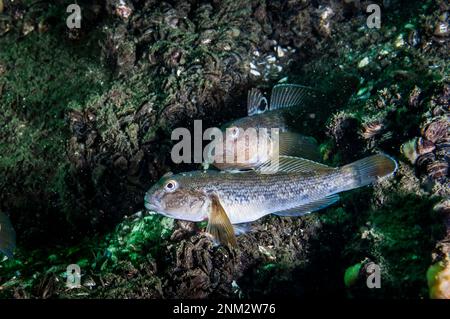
[342,154,398,189]
[0,212,16,259]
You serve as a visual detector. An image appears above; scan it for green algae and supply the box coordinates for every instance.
[103,214,174,267]
[0,212,173,298]
[344,262,363,287]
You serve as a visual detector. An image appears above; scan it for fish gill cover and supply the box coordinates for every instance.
[0,0,448,299]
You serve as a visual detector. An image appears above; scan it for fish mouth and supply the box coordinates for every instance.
[144,201,174,219]
[144,201,160,212]
[144,192,161,212]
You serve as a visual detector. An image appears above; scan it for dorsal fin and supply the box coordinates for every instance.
[272,194,340,216]
[269,84,316,111]
[256,156,335,174]
[247,88,268,116]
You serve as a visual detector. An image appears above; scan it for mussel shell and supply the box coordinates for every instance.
[435,140,450,162]
[416,152,436,172]
[423,119,450,143]
[417,137,436,155]
[426,161,449,180]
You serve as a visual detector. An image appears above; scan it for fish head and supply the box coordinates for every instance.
[211,124,271,169]
[144,172,209,222]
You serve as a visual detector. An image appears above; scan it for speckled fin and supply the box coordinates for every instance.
[269,84,316,110]
[207,195,237,247]
[0,212,16,259]
[272,194,340,217]
[256,155,334,174]
[279,132,322,161]
[247,88,268,116]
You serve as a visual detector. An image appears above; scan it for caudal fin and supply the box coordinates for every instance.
[0,212,16,259]
[342,153,398,189]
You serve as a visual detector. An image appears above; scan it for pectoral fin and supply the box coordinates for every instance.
[207,195,237,247]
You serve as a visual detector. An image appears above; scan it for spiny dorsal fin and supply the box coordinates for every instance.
[206,195,237,247]
[278,132,321,162]
[269,84,316,111]
[272,194,340,217]
[247,88,268,116]
[256,156,335,174]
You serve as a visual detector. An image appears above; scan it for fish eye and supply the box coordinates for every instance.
[164,180,178,192]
